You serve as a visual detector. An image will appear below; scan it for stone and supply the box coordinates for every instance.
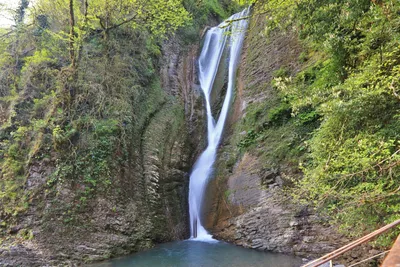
[8,225,22,234]
[76,245,97,252]
[302,237,314,244]
[275,176,284,186]
[263,178,275,185]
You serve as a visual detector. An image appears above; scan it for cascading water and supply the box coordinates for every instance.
[188,8,250,240]
[91,7,302,267]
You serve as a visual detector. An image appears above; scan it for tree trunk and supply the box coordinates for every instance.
[69,0,76,68]
[12,0,29,92]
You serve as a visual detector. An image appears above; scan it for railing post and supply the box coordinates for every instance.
[382,235,400,267]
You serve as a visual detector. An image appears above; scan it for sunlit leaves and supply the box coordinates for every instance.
[36,0,190,37]
[261,0,400,244]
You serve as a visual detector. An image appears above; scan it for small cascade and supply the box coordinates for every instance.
[188,8,250,240]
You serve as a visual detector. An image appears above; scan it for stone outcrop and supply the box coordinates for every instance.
[208,153,346,257]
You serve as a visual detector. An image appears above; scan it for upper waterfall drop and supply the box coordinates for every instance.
[188,8,250,240]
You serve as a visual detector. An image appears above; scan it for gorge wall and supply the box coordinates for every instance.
[0,28,206,267]
[204,5,379,266]
[1,0,396,266]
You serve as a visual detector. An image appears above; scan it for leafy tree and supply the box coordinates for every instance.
[0,0,193,220]
[35,0,190,67]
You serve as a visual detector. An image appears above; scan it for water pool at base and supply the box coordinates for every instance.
[93,240,302,267]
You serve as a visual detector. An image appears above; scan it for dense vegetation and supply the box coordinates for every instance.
[238,0,400,246]
[0,0,236,234]
[0,0,181,218]
[1,0,399,259]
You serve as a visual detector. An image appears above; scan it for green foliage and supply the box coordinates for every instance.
[267,102,291,125]
[179,0,239,45]
[257,0,297,34]
[224,189,232,200]
[238,129,259,149]
[50,119,120,189]
[203,0,228,18]
[18,228,34,240]
[272,66,289,79]
[257,0,400,246]
[23,49,57,67]
[294,108,320,126]
[184,0,237,22]
[0,0,226,225]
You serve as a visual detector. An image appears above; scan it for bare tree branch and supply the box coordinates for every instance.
[106,15,137,31]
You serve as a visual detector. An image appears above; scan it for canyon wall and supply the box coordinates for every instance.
[204,6,377,266]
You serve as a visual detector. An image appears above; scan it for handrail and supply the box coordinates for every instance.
[302,219,400,267]
[349,250,390,267]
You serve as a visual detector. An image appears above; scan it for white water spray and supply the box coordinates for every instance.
[188,8,250,241]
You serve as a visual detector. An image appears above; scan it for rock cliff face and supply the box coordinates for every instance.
[203,8,374,265]
[206,153,346,256]
[0,35,205,266]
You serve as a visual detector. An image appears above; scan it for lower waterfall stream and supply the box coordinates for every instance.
[93,8,302,267]
[188,7,249,241]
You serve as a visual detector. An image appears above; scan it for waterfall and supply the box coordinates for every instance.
[188,8,250,240]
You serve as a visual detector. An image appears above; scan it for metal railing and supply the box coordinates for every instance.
[301,219,400,267]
